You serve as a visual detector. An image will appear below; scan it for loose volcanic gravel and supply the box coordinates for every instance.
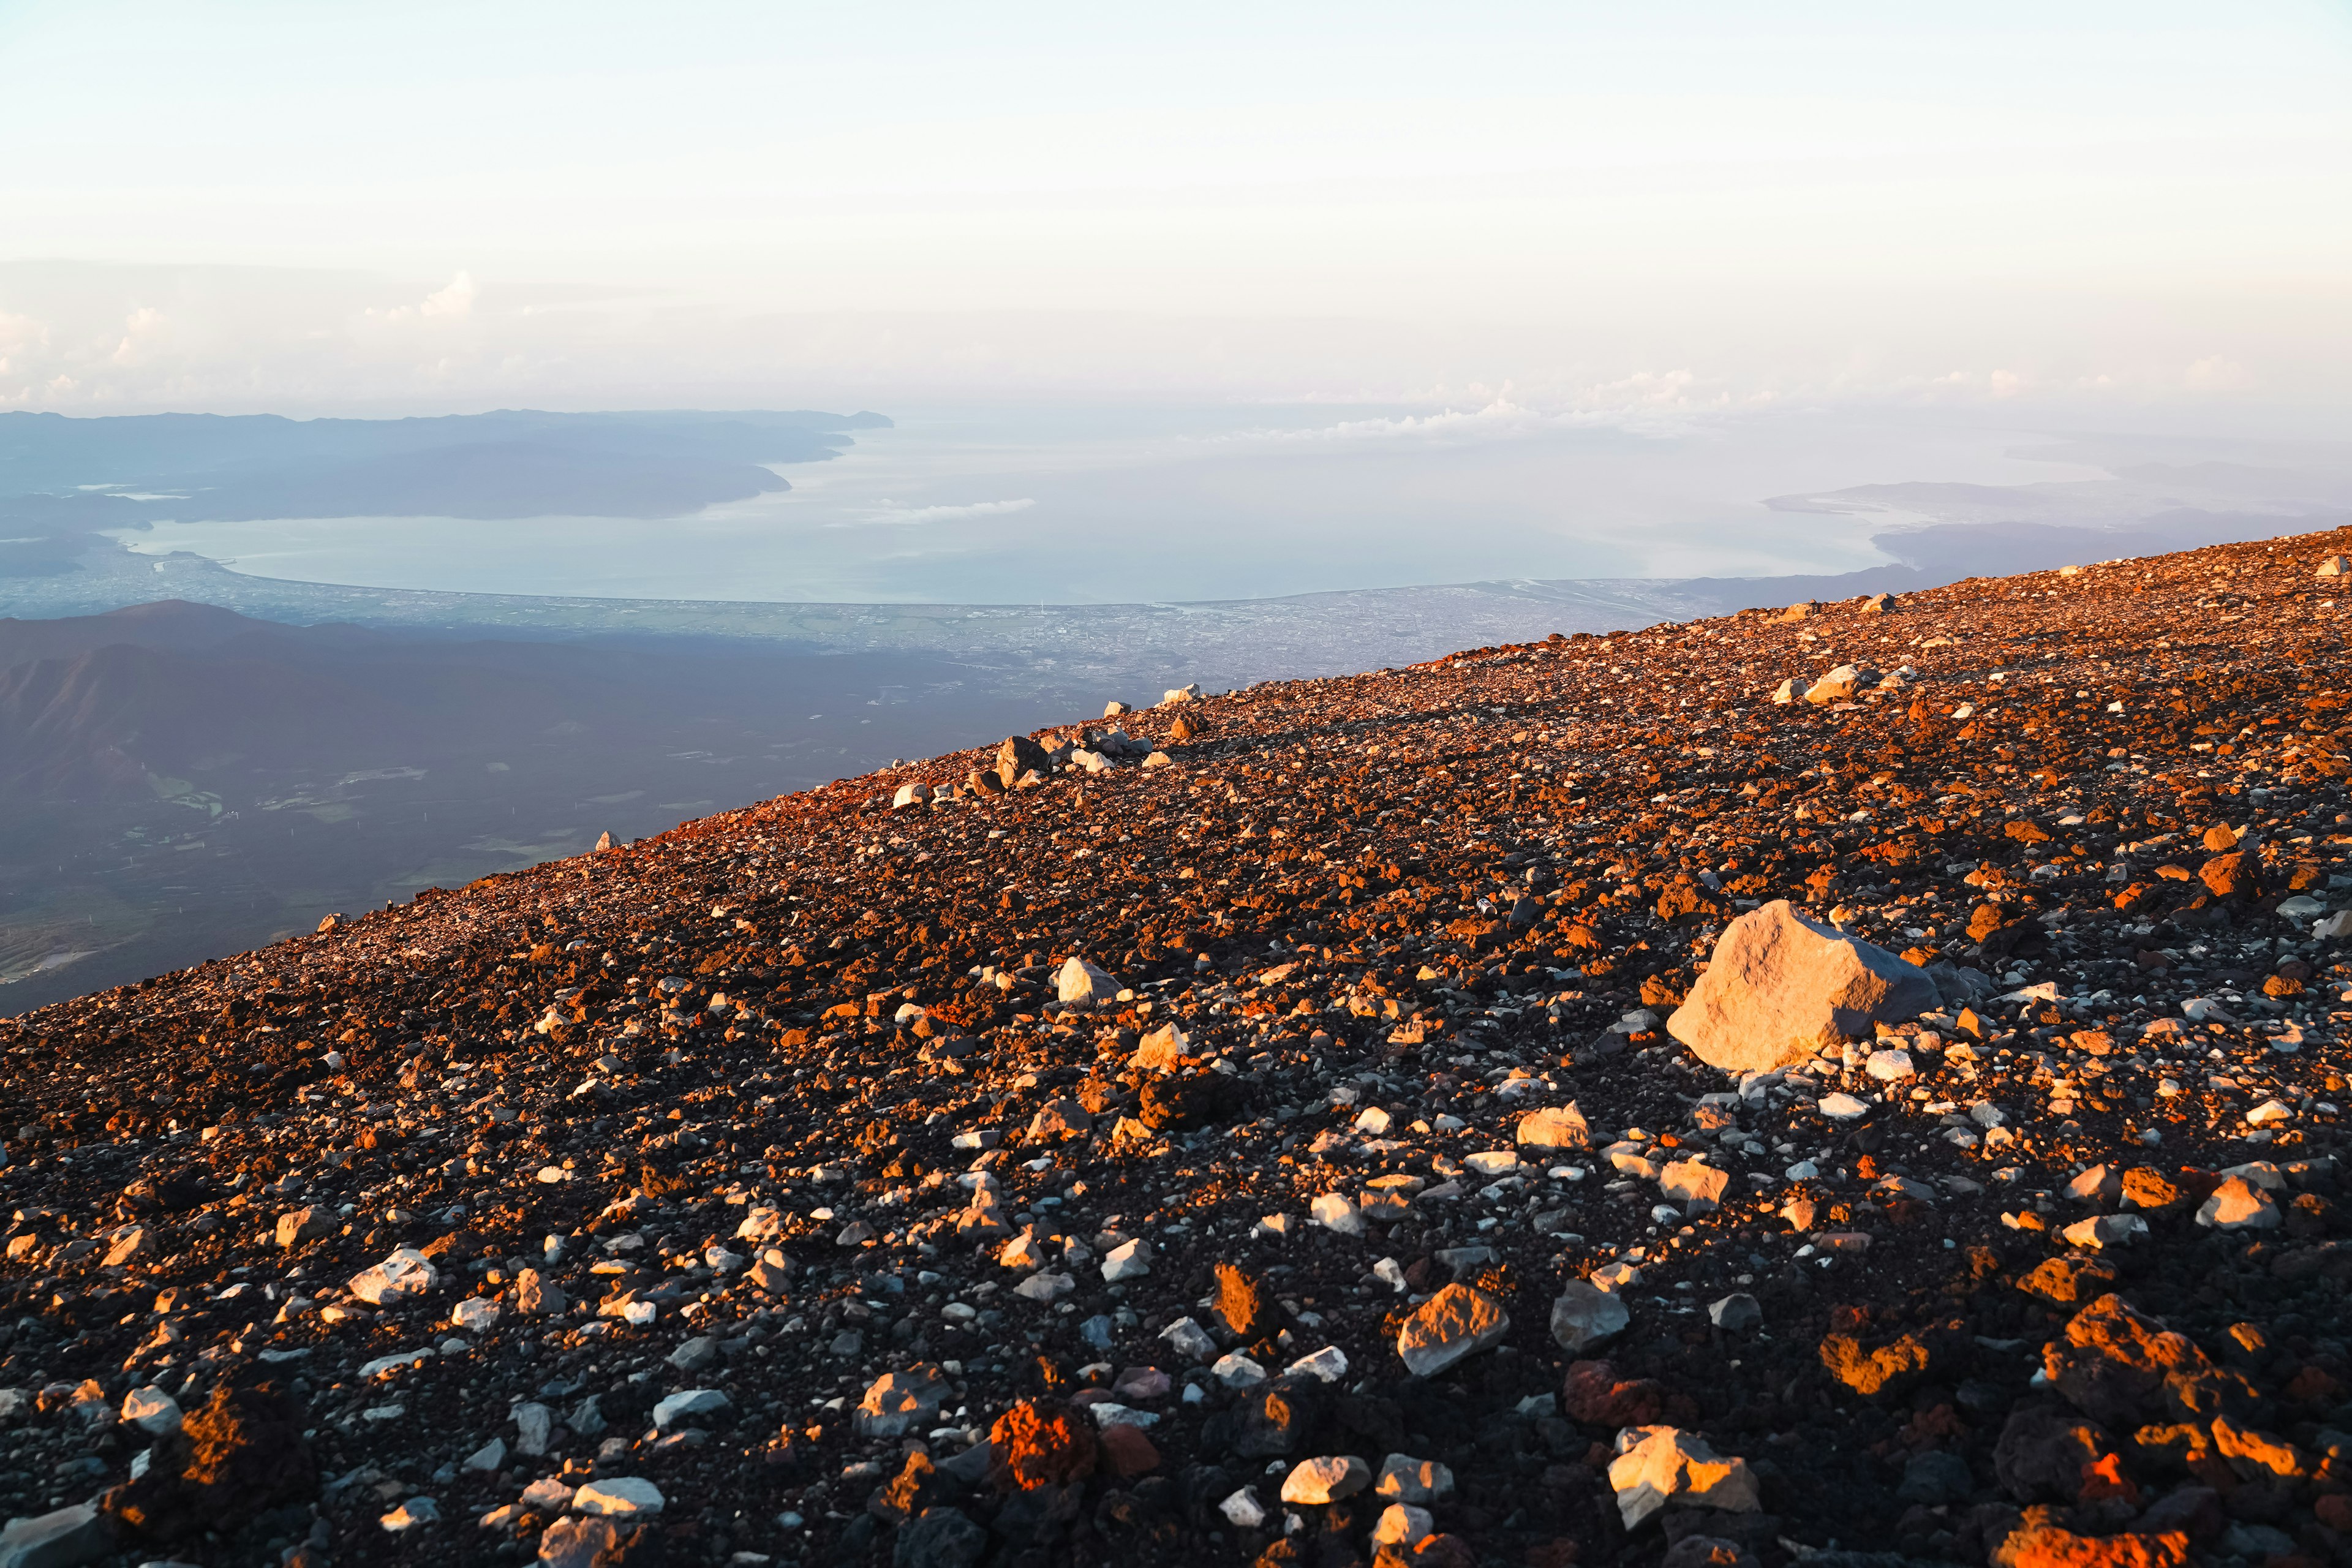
[10,533,2352,1568]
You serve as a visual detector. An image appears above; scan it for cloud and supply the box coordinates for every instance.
[110,306,165,366]
[831,497,1036,528]
[360,270,477,327]
[420,271,476,319]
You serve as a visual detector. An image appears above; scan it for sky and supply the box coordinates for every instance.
[1,1,2349,422]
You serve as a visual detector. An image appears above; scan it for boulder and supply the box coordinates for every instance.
[1668,900,1939,1071]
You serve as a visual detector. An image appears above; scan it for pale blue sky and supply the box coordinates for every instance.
[1,1,2347,415]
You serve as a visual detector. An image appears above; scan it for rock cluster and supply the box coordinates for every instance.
[7,532,2352,1565]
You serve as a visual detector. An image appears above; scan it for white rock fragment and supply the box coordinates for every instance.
[1101,1239,1153,1282]
[347,1247,439,1306]
[1608,1426,1761,1529]
[1286,1346,1351,1383]
[1281,1455,1371,1505]
[119,1385,181,1436]
[1310,1193,1364,1236]
[2196,1176,2282,1231]
[652,1389,731,1430]
[1550,1280,1630,1352]
[1159,1316,1218,1362]
[572,1477,665,1516]
[450,1297,499,1333]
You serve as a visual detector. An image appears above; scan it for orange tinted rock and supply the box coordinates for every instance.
[2041,1295,2211,1427]
[1213,1261,1276,1343]
[1992,1526,2188,1568]
[987,1399,1098,1490]
[1819,1330,1932,1397]
[2198,852,2257,899]
[2018,1256,2119,1305]
[2118,1168,2182,1213]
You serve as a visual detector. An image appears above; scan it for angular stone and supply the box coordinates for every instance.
[1394,1284,1509,1378]
[1100,1239,1152,1282]
[0,1504,109,1568]
[1280,1455,1370,1505]
[651,1389,729,1430]
[856,1366,950,1439]
[1055,956,1118,1009]
[275,1207,335,1250]
[2195,1177,2279,1231]
[1607,1426,1760,1529]
[347,1247,439,1306]
[1310,1193,1364,1235]
[571,1477,663,1516]
[1130,1023,1191,1071]
[1667,900,1939,1072]
[119,1387,180,1436]
[1706,1294,1761,1333]
[1374,1454,1455,1504]
[1515,1104,1589,1150]
[1549,1280,1629,1353]
[1658,1159,1728,1210]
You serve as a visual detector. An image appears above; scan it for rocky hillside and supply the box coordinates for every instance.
[7,530,2352,1568]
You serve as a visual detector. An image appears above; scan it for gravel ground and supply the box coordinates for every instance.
[9,530,2352,1568]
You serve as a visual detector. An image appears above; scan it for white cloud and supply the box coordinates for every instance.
[420,271,475,319]
[832,497,1036,528]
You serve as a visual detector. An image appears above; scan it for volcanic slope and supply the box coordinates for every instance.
[10,531,2352,1568]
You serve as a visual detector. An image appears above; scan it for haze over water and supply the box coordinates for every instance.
[107,405,2109,605]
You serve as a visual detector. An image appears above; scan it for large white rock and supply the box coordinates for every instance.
[1668,900,1939,1072]
[1608,1426,1760,1529]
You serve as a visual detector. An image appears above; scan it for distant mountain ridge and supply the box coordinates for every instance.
[0,406,889,531]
